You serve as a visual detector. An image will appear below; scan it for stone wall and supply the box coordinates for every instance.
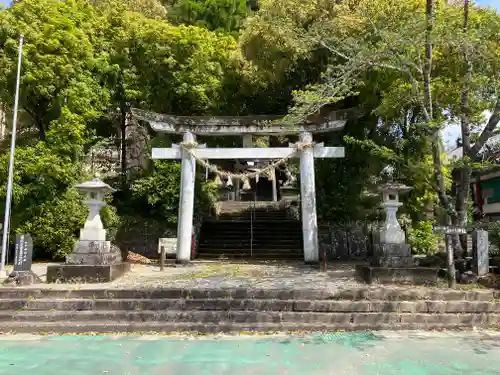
[114,216,202,259]
[319,222,378,260]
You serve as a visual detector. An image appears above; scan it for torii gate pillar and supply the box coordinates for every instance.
[177,131,197,263]
[299,130,319,263]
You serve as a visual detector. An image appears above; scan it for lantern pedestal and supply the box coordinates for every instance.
[47,178,130,283]
[46,263,130,283]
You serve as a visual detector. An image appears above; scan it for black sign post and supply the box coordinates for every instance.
[13,233,33,272]
[5,233,40,286]
[432,225,467,289]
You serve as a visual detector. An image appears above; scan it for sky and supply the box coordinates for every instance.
[478,0,500,6]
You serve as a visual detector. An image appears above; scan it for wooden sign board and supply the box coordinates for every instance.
[158,238,177,255]
[432,226,467,235]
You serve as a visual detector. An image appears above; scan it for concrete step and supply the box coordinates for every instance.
[3,299,500,313]
[203,220,301,226]
[197,244,303,250]
[0,287,497,301]
[0,321,482,334]
[200,233,301,238]
[196,253,304,260]
[2,310,499,326]
[200,235,303,241]
[198,248,304,259]
[201,230,301,235]
[217,214,289,218]
[199,238,302,243]
[0,310,500,328]
[217,219,290,222]
[198,248,304,260]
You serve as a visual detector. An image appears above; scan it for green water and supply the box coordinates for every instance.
[0,331,499,375]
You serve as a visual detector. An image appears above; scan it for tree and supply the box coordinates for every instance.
[240,0,443,220]
[247,2,497,208]
[132,21,244,115]
[167,0,249,33]
[241,0,500,278]
[0,0,110,141]
[121,0,168,19]
[0,0,112,259]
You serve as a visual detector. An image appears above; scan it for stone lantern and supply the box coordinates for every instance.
[355,179,439,285]
[75,178,115,242]
[46,178,130,283]
[378,182,412,244]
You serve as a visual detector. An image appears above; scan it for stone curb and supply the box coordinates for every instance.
[3,299,500,314]
[0,321,497,334]
[0,288,498,301]
[3,310,500,326]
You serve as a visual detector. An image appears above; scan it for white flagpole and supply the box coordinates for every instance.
[1,35,24,272]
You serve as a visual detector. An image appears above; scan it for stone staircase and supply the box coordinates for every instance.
[0,287,498,333]
[197,201,303,260]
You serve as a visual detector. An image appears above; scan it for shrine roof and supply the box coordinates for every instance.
[131,108,349,135]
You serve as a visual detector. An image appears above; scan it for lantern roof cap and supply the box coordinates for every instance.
[75,178,115,193]
[377,182,412,194]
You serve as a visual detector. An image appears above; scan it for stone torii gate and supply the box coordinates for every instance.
[132,109,348,264]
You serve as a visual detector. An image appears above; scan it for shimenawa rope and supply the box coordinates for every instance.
[179,141,313,187]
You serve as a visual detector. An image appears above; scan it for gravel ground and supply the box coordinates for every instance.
[0,260,493,292]
[0,261,366,290]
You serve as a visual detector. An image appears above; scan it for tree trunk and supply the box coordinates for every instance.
[446,232,457,288]
[453,0,472,259]
[37,119,46,141]
[120,106,128,187]
[425,0,451,219]
[425,0,457,285]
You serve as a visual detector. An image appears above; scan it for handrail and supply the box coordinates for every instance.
[250,198,254,257]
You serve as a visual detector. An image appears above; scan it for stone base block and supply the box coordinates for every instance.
[371,243,415,267]
[356,265,439,285]
[46,263,130,284]
[3,271,42,286]
[371,256,416,268]
[67,253,120,265]
[66,240,121,265]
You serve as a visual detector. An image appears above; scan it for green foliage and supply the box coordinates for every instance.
[0,141,87,259]
[131,22,243,114]
[130,161,181,223]
[130,161,218,225]
[198,179,219,218]
[17,188,87,260]
[100,205,121,243]
[408,221,440,255]
[167,0,249,33]
[486,221,500,256]
[0,0,110,139]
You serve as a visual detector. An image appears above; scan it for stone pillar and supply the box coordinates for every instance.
[299,130,319,263]
[472,230,489,276]
[243,134,253,148]
[271,168,278,202]
[234,178,240,201]
[176,131,196,263]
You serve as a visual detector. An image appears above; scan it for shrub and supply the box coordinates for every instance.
[19,188,87,260]
[486,221,500,256]
[408,220,440,255]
